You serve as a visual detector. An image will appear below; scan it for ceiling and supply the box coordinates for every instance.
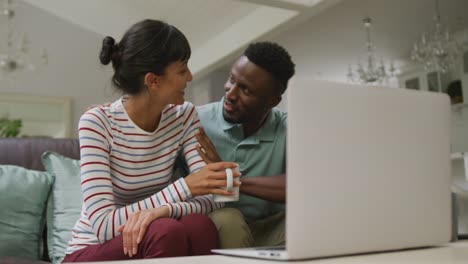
[22,0,342,78]
[22,0,468,81]
[272,0,468,83]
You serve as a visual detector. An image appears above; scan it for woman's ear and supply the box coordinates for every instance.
[144,72,161,90]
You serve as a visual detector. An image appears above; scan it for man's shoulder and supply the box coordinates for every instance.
[196,101,221,121]
[271,108,287,118]
[271,108,287,128]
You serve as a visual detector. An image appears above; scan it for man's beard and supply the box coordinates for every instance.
[222,110,248,124]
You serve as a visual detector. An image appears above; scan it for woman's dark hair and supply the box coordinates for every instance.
[244,42,295,95]
[99,19,191,95]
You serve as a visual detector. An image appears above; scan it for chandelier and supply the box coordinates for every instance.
[411,0,461,73]
[0,0,47,79]
[347,17,396,84]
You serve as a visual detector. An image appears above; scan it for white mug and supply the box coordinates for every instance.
[213,166,240,202]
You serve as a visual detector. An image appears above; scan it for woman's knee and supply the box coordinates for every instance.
[142,218,189,257]
[147,218,187,239]
[179,213,218,255]
[180,214,217,236]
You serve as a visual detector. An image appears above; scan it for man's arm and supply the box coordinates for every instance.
[195,127,286,203]
[240,174,285,203]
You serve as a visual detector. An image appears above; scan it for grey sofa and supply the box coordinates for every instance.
[0,138,80,263]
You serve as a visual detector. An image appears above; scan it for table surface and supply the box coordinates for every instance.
[78,240,468,264]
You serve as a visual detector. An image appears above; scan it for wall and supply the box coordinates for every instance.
[186,65,230,106]
[0,0,115,138]
[3,0,467,137]
[185,75,212,107]
[190,0,468,113]
[451,46,468,153]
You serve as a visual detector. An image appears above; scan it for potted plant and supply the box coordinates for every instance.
[0,118,22,137]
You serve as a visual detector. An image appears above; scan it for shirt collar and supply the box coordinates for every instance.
[256,111,275,142]
[217,97,276,142]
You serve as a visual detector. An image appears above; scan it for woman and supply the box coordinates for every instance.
[63,19,239,262]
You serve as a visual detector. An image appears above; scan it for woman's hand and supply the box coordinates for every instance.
[117,206,169,257]
[184,162,241,196]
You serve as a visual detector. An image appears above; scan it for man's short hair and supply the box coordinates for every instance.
[447,80,462,97]
[244,42,295,95]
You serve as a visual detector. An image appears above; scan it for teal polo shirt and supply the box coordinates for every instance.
[197,98,287,223]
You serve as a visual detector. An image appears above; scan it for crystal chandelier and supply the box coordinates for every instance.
[0,0,47,79]
[347,17,396,84]
[411,0,461,73]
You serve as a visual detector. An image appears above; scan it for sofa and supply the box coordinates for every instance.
[0,138,81,264]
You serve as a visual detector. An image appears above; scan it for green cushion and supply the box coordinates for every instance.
[0,165,54,260]
[42,151,82,264]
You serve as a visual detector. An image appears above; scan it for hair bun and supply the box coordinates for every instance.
[99,36,116,65]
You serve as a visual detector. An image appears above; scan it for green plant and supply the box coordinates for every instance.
[0,118,22,137]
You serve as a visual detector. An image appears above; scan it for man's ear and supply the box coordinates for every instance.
[269,96,282,108]
[143,72,161,90]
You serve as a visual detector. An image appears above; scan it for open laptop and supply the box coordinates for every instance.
[212,79,452,260]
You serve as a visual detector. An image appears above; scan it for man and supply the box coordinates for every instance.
[190,42,295,249]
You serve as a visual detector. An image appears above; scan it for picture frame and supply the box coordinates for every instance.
[0,93,72,138]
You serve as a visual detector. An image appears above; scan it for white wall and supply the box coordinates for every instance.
[186,65,230,106]
[190,0,468,112]
[185,75,212,107]
[0,0,116,138]
[3,0,467,137]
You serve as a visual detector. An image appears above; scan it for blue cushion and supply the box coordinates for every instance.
[0,165,54,260]
[42,151,82,264]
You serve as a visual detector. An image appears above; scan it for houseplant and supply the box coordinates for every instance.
[0,118,22,137]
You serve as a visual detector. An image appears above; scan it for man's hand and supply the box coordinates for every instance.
[195,127,222,164]
[118,206,170,258]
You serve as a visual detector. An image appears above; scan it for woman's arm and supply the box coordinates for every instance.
[162,103,238,217]
[79,110,174,243]
[80,109,224,243]
[81,105,240,243]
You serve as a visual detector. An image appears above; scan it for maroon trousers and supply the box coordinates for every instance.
[63,214,218,262]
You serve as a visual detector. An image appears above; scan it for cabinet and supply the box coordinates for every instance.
[451,153,468,237]
[398,48,468,95]
[398,63,454,92]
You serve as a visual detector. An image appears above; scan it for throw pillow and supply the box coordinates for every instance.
[42,151,82,264]
[0,165,54,260]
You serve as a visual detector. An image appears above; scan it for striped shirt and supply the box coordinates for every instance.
[66,98,222,254]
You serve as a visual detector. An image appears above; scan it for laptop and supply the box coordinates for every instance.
[212,79,452,260]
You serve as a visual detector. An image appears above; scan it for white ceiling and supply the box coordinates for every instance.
[23,0,260,49]
[22,0,342,78]
[22,0,468,81]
